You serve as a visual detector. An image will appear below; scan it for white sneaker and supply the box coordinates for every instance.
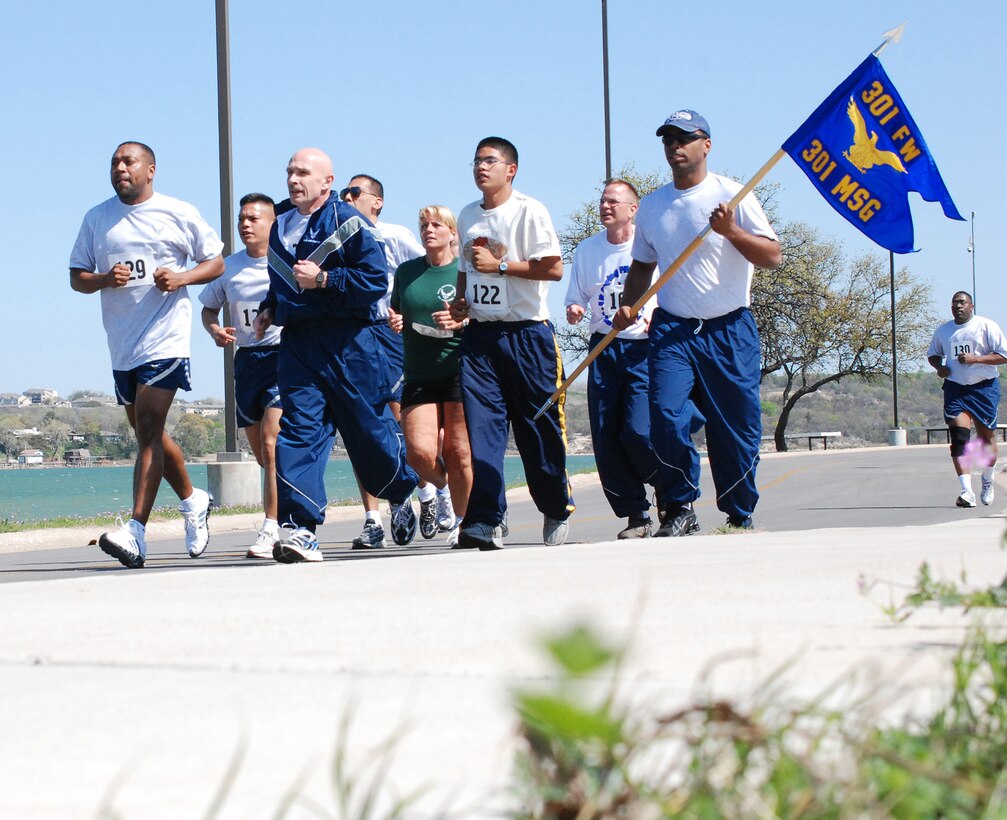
[98,517,146,568]
[180,488,213,557]
[247,524,279,559]
[981,479,995,506]
[543,515,569,546]
[272,525,322,563]
[956,488,977,508]
[436,491,456,532]
[445,526,460,547]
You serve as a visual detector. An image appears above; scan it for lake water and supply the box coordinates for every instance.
[0,454,597,523]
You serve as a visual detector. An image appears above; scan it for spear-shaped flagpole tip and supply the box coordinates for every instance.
[873,20,908,57]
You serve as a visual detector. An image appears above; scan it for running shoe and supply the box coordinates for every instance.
[446,526,462,547]
[654,503,699,537]
[725,515,754,531]
[180,488,213,557]
[957,488,977,508]
[419,498,438,540]
[458,522,503,551]
[981,479,995,506]
[617,515,653,539]
[544,516,569,546]
[272,525,322,563]
[500,511,509,538]
[435,492,456,532]
[390,496,418,546]
[247,524,279,559]
[98,516,146,569]
[351,522,386,550]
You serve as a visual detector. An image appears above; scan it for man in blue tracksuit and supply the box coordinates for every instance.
[613,110,781,535]
[254,147,417,562]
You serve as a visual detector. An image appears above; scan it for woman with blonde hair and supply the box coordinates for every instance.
[390,206,472,545]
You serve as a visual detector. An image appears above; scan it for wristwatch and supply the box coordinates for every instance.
[315,271,326,288]
[497,261,508,274]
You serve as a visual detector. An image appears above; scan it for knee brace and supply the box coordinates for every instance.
[949,425,971,458]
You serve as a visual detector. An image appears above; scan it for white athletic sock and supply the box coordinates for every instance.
[959,474,973,492]
[417,483,437,503]
[263,518,279,533]
[365,511,383,528]
[982,466,995,482]
[436,485,451,498]
[179,489,204,511]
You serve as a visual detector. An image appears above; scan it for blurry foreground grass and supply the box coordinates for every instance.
[509,616,1007,819]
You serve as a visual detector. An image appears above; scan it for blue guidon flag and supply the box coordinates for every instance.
[783,54,963,253]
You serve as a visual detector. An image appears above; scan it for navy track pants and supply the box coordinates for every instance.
[275,322,417,530]
[588,333,659,518]
[459,320,574,526]
[649,307,761,519]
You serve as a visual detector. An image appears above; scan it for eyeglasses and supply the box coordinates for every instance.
[661,131,707,147]
[471,157,511,169]
[339,186,378,200]
[599,197,633,207]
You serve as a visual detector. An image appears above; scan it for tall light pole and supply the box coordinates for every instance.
[889,250,899,430]
[968,211,976,308]
[601,0,611,179]
[215,0,237,452]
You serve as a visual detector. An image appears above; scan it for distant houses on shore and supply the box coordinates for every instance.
[1,387,225,467]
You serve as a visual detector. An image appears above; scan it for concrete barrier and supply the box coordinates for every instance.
[206,452,261,508]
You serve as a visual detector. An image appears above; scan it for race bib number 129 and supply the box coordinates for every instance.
[107,247,157,288]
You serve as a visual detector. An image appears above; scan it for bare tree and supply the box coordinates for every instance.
[754,231,936,450]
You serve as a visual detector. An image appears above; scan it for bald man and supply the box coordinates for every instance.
[254,148,418,562]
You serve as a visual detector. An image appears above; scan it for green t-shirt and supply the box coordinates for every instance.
[391,256,462,383]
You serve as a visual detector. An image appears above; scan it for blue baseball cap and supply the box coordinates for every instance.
[656,110,711,137]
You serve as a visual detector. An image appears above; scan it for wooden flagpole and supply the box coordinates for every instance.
[534,148,786,420]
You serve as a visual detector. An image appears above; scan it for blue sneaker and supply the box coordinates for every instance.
[351,521,386,550]
[272,525,322,563]
[419,498,438,540]
[390,496,418,546]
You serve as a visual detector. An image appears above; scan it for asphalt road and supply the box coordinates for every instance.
[0,444,1001,583]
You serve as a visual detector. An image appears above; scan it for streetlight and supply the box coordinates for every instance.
[601,0,611,179]
[967,211,975,308]
[215,0,236,453]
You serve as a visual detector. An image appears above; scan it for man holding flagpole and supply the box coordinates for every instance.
[613,110,781,536]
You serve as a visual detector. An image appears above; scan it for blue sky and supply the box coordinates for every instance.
[3,0,1002,399]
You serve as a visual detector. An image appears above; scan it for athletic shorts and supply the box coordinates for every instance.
[401,374,463,409]
[113,358,191,406]
[234,346,281,427]
[943,377,1000,429]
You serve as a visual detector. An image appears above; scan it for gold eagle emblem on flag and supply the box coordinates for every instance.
[844,97,907,174]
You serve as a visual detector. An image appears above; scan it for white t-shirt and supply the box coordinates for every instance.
[278,209,311,254]
[566,229,655,340]
[374,220,424,318]
[457,191,562,323]
[927,315,1007,385]
[632,173,777,320]
[69,192,224,370]
[198,250,282,348]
